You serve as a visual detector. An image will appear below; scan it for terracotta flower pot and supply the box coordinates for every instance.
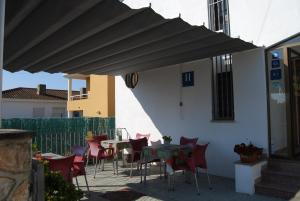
[240,153,261,163]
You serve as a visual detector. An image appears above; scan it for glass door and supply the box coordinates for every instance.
[290,55,300,157]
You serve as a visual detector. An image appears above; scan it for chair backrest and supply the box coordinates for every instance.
[129,137,148,152]
[71,145,86,156]
[180,136,198,146]
[192,144,209,169]
[47,155,75,182]
[87,141,100,157]
[136,133,150,140]
[93,134,108,143]
[150,140,162,147]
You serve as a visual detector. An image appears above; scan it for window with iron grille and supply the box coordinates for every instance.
[208,0,234,120]
[208,0,230,34]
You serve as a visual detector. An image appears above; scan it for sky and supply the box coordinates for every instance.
[3,70,86,91]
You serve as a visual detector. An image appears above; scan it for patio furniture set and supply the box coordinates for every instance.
[37,133,211,196]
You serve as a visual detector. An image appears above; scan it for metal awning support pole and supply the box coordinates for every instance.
[67,78,73,118]
[0,0,6,128]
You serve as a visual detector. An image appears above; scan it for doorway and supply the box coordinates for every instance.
[289,49,300,157]
[267,38,300,159]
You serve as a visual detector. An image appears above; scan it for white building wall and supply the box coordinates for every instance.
[123,0,300,47]
[116,48,268,178]
[2,99,67,119]
[229,0,300,46]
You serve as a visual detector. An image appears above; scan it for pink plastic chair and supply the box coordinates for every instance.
[86,134,108,167]
[87,141,114,178]
[47,155,75,183]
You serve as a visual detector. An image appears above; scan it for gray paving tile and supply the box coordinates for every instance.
[75,162,285,201]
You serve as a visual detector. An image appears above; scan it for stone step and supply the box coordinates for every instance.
[261,169,300,187]
[255,181,298,200]
[268,159,300,174]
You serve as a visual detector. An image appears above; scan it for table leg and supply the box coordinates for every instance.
[116,156,119,175]
[144,162,147,184]
[122,150,125,167]
[140,162,143,183]
[164,162,167,179]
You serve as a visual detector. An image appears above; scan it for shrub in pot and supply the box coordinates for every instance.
[234,143,263,163]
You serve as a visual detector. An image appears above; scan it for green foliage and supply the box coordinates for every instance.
[43,161,83,201]
[32,143,39,153]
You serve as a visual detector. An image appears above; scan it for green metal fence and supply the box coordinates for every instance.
[2,117,116,155]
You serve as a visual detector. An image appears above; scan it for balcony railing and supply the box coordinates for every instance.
[70,93,90,101]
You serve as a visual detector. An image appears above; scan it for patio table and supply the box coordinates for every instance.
[101,139,131,175]
[141,144,192,184]
[41,152,64,159]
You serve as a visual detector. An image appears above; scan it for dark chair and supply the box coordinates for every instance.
[180,136,198,146]
[193,143,212,189]
[71,145,90,194]
[47,155,75,183]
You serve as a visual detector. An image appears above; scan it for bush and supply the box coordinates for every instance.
[43,161,83,201]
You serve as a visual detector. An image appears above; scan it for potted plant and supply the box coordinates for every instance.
[162,136,172,144]
[234,143,263,163]
[32,143,42,159]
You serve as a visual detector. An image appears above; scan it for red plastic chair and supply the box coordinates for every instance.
[136,133,150,141]
[87,141,114,178]
[93,134,108,143]
[127,137,162,178]
[127,137,147,177]
[71,145,90,194]
[180,136,198,146]
[47,155,75,183]
[171,143,211,194]
[192,143,212,189]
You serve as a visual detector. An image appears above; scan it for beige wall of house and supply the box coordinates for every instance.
[67,75,115,117]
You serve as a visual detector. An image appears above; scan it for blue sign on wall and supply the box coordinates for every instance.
[270,69,282,80]
[272,59,280,68]
[182,71,194,87]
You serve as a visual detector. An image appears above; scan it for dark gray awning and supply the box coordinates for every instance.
[4,0,256,75]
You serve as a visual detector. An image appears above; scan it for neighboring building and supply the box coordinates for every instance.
[2,84,79,119]
[115,0,300,181]
[65,74,115,118]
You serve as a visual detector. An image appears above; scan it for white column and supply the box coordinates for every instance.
[0,0,6,127]
[67,78,73,118]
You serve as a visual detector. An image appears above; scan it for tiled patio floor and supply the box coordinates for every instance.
[77,162,285,201]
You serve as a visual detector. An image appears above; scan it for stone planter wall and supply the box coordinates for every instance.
[0,129,32,201]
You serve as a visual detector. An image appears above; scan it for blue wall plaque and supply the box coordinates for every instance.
[270,69,282,80]
[182,71,194,87]
[271,59,280,68]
